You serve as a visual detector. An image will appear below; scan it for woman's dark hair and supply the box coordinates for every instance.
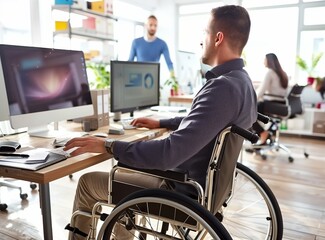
[265,53,288,89]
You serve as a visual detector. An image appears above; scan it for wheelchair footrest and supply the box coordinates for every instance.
[65,223,88,237]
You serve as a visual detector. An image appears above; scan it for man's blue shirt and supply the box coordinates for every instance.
[128,37,174,71]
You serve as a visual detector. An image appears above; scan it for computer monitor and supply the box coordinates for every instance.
[110,60,160,117]
[0,74,27,136]
[0,44,94,138]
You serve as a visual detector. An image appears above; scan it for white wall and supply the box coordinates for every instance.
[153,0,177,76]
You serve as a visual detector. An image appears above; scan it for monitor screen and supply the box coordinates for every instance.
[0,44,93,137]
[110,60,160,117]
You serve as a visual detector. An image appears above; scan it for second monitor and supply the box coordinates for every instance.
[110,61,160,118]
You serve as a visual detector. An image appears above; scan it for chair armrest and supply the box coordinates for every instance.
[263,93,286,103]
[116,162,189,182]
[263,101,289,117]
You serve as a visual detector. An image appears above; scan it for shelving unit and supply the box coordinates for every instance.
[281,108,325,138]
[52,4,118,62]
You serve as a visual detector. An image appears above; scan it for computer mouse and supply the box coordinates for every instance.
[0,141,21,152]
[93,132,109,138]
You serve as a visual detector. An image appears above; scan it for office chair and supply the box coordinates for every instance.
[250,84,308,162]
[0,177,28,211]
[0,139,31,211]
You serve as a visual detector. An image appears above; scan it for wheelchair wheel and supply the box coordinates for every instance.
[98,188,232,240]
[220,162,283,240]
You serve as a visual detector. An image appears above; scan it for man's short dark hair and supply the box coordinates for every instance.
[211,5,251,54]
[148,15,158,21]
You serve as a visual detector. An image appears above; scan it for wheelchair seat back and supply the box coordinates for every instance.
[205,129,244,214]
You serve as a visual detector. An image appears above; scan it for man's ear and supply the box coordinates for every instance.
[215,32,224,46]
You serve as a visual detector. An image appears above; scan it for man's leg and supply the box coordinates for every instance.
[71,171,109,240]
[70,170,170,239]
[111,171,168,240]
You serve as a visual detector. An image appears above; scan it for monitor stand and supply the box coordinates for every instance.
[113,112,122,122]
[27,124,86,139]
[113,111,135,122]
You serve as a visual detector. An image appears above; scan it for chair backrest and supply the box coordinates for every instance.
[263,84,305,119]
[287,84,305,117]
[204,127,244,214]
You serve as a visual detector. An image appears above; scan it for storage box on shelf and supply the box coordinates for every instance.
[282,107,325,138]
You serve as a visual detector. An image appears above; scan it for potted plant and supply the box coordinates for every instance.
[296,52,323,85]
[164,75,179,96]
[86,62,110,89]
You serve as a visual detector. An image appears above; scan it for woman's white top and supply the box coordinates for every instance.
[256,68,287,101]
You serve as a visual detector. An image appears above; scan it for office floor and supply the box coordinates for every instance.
[0,135,324,240]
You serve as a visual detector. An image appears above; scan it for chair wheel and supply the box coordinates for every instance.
[0,203,8,211]
[20,193,28,200]
[288,156,294,162]
[304,152,309,158]
[262,154,267,160]
[30,183,37,190]
[69,174,73,179]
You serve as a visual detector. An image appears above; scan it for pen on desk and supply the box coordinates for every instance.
[0,153,30,158]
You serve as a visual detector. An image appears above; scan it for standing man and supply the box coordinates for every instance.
[128,15,174,76]
[65,5,256,239]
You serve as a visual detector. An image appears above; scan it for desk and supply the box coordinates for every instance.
[168,94,194,105]
[0,121,167,240]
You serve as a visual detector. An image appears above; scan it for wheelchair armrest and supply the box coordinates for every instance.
[116,162,189,182]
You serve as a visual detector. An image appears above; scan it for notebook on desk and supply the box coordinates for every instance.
[0,150,67,171]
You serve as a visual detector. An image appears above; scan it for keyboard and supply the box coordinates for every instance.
[121,119,136,130]
[48,146,79,158]
[52,132,88,147]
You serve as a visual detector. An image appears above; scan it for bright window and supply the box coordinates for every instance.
[178,14,209,53]
[179,2,223,15]
[0,0,31,45]
[245,7,298,83]
[242,0,298,8]
[114,1,149,61]
[297,30,325,82]
[304,7,325,25]
[177,1,325,86]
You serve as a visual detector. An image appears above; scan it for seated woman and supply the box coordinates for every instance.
[253,53,289,144]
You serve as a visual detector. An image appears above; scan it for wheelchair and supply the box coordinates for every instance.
[67,116,283,240]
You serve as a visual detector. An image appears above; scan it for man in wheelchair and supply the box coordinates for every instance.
[64,5,257,239]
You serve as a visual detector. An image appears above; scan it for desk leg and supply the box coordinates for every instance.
[39,183,53,240]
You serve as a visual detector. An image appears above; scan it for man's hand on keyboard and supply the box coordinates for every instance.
[131,117,160,129]
[63,136,107,157]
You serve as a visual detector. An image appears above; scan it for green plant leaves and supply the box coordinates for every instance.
[164,76,179,91]
[296,52,323,77]
[86,62,110,89]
